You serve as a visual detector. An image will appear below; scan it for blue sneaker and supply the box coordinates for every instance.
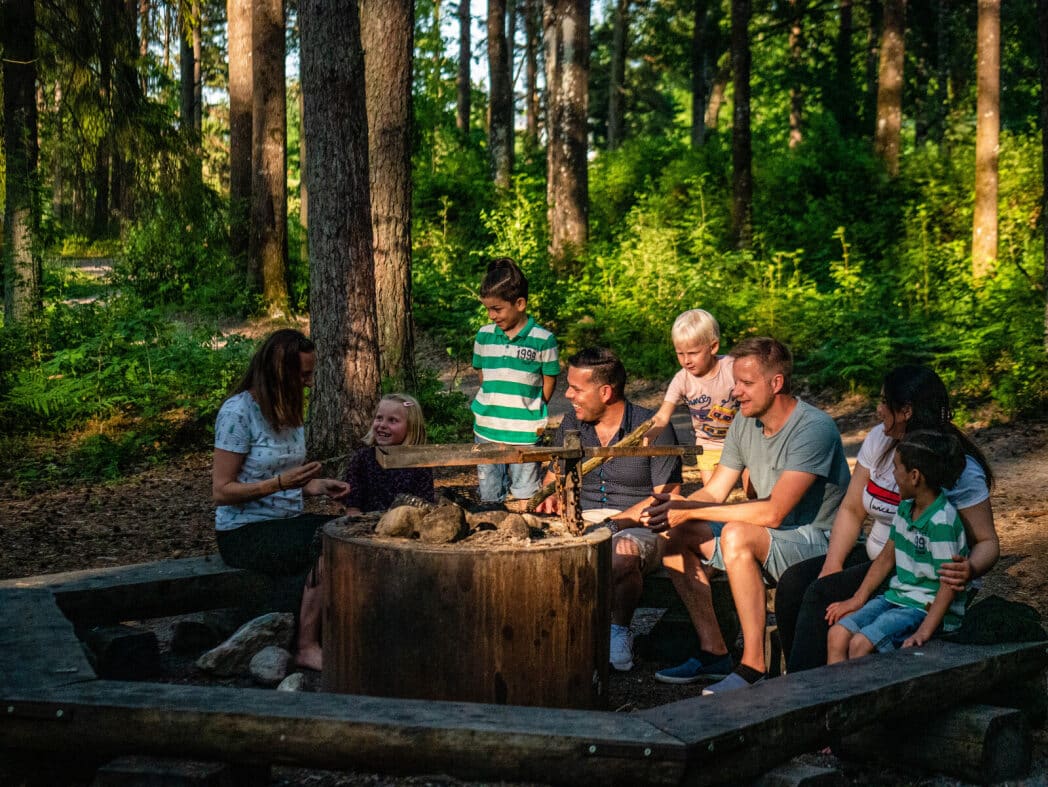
[702,670,765,695]
[654,653,734,684]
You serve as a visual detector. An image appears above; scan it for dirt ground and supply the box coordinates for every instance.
[3,373,1048,785]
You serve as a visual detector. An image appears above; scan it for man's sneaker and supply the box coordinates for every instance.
[702,669,766,695]
[654,652,734,684]
[610,624,634,671]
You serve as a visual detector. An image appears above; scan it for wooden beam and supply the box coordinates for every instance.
[637,640,1048,786]
[0,681,687,786]
[0,589,96,690]
[0,556,271,625]
[375,443,583,468]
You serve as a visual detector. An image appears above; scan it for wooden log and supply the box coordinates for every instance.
[375,441,584,468]
[527,418,654,511]
[321,523,612,709]
[838,703,1031,784]
[0,588,96,690]
[0,556,272,626]
[93,755,269,786]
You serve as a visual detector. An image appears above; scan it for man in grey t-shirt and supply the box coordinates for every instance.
[642,337,850,693]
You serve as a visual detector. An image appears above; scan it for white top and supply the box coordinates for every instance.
[663,356,739,449]
[213,391,306,531]
[858,423,990,559]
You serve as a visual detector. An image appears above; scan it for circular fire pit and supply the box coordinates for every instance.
[321,518,611,709]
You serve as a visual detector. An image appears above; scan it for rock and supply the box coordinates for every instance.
[418,503,467,544]
[497,513,530,540]
[277,672,306,692]
[466,509,511,529]
[389,493,435,512]
[376,505,425,538]
[195,612,295,677]
[520,513,544,530]
[249,646,290,686]
[83,624,160,680]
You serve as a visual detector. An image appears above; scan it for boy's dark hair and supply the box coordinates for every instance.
[568,347,626,399]
[479,257,529,302]
[896,429,966,493]
[729,336,793,394]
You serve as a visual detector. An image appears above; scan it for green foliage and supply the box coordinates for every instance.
[406,367,474,445]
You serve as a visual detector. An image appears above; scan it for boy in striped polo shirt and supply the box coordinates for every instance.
[471,258,559,504]
[825,430,969,663]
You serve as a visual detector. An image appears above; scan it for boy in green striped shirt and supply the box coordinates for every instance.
[471,258,559,504]
[826,430,969,663]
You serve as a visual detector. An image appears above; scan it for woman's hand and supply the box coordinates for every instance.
[304,477,350,501]
[280,460,324,490]
[937,555,971,592]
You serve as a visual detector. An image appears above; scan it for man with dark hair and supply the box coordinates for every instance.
[537,347,682,672]
[643,337,851,693]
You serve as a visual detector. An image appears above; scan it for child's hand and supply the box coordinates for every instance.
[825,596,861,625]
[304,478,350,501]
[902,628,932,648]
[534,495,560,515]
[641,425,664,446]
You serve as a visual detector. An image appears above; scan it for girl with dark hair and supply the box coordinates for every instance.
[212,329,349,668]
[775,364,997,671]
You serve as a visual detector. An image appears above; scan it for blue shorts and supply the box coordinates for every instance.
[838,595,927,652]
[704,523,829,582]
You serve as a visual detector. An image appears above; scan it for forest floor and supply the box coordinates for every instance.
[3,316,1048,785]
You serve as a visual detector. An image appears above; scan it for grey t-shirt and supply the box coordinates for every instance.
[719,398,850,531]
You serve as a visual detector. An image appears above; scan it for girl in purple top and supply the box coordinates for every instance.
[343,393,436,515]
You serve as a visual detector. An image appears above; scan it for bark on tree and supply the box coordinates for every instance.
[730,0,753,249]
[2,0,41,322]
[300,0,381,454]
[361,0,417,388]
[787,0,804,149]
[1039,0,1048,352]
[864,0,882,130]
[705,53,730,131]
[607,0,628,150]
[832,0,854,135]
[457,0,472,134]
[972,0,999,279]
[180,0,202,190]
[873,0,905,176]
[298,86,308,270]
[139,0,150,93]
[228,0,252,264]
[95,1,114,235]
[524,0,540,151]
[543,0,589,269]
[250,0,291,316]
[488,0,514,187]
[691,0,708,148]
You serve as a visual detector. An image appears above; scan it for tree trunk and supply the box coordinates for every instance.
[691,0,708,148]
[543,0,589,269]
[730,0,752,249]
[112,0,142,222]
[488,0,514,187]
[972,0,999,279]
[250,0,291,316]
[300,0,381,454]
[95,1,114,236]
[930,0,950,145]
[1039,0,1048,353]
[180,0,202,191]
[361,0,417,388]
[787,0,804,149]
[457,0,471,134]
[139,0,150,94]
[832,0,854,134]
[864,0,882,131]
[52,82,65,222]
[228,0,252,265]
[705,53,730,131]
[2,0,41,322]
[524,0,540,152]
[298,86,308,269]
[873,0,904,176]
[607,0,628,150]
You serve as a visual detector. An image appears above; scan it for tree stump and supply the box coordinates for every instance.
[322,523,611,709]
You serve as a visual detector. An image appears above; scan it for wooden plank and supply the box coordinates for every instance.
[0,556,272,625]
[0,589,96,690]
[0,681,687,786]
[637,639,1048,786]
[376,443,583,468]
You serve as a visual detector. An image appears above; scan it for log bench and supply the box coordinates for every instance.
[2,558,1046,785]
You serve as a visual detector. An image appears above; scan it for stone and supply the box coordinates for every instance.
[83,624,161,680]
[497,513,531,540]
[249,645,290,686]
[418,503,467,544]
[466,509,510,529]
[376,505,424,538]
[195,612,294,677]
[389,493,435,511]
[277,671,306,692]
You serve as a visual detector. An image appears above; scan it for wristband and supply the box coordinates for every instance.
[603,518,621,534]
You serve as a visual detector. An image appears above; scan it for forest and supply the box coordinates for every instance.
[1,0,1046,486]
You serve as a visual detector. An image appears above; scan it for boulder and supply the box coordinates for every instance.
[376,505,425,538]
[249,645,291,686]
[195,612,294,677]
[418,503,467,544]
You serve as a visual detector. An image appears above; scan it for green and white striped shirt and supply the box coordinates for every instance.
[471,316,559,444]
[886,493,969,630]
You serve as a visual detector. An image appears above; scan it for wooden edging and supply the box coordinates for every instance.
[2,561,1047,785]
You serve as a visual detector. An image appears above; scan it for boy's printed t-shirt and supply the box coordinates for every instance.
[471,316,559,445]
[663,355,739,449]
[886,493,968,630]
